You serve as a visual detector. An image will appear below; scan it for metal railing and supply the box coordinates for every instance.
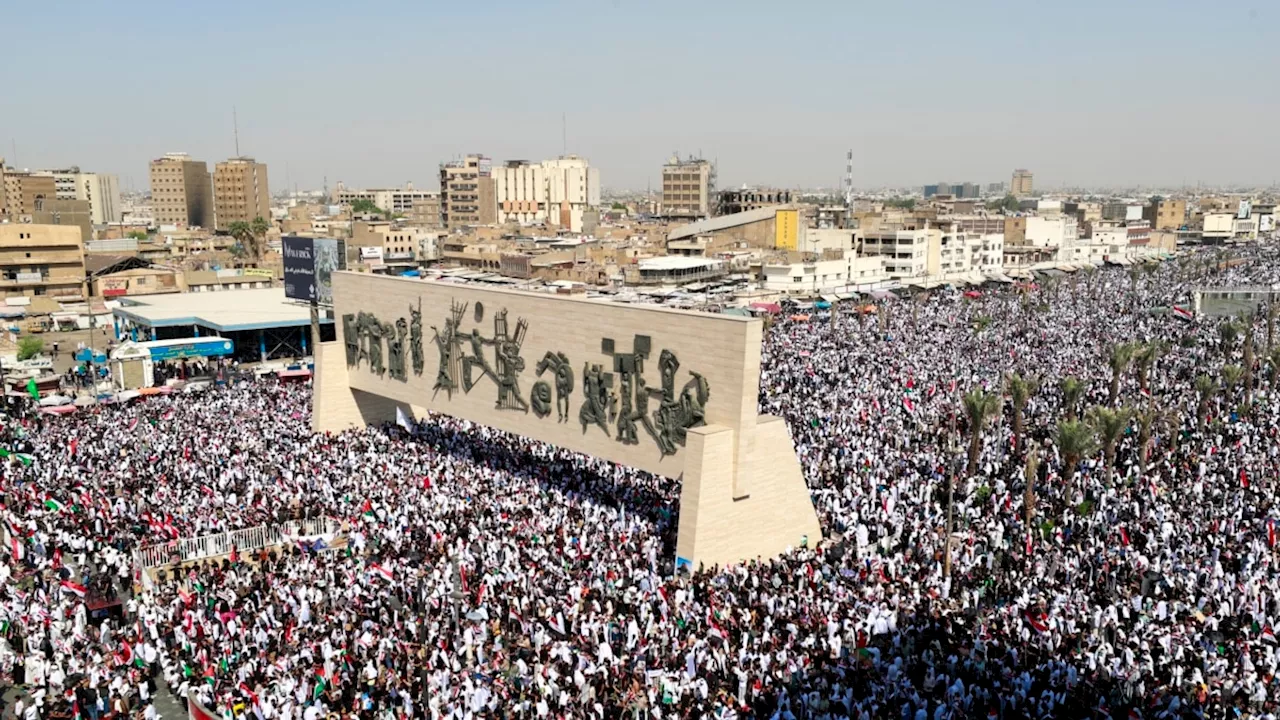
[135,517,335,569]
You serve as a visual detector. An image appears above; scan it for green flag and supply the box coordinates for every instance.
[25,378,37,400]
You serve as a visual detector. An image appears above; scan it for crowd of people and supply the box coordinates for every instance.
[0,246,1279,719]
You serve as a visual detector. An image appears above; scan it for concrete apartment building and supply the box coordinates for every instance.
[213,157,270,229]
[1010,169,1034,196]
[0,224,87,300]
[492,155,601,233]
[335,183,440,219]
[1144,199,1187,231]
[858,229,934,279]
[149,153,213,228]
[661,155,714,220]
[439,155,496,229]
[1,165,57,217]
[37,167,122,225]
[716,188,792,216]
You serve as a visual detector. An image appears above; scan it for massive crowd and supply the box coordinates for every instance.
[0,246,1279,719]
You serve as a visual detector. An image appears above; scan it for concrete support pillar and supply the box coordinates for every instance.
[259,330,267,362]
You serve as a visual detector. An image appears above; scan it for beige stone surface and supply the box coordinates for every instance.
[314,272,822,567]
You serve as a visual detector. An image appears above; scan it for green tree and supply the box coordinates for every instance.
[1055,420,1097,488]
[1005,373,1038,458]
[350,198,385,216]
[972,315,993,335]
[227,220,253,262]
[127,230,148,241]
[1060,376,1087,421]
[1242,322,1256,402]
[1024,446,1040,527]
[963,389,1002,478]
[1088,406,1132,483]
[1135,406,1160,476]
[1221,364,1244,398]
[1195,374,1217,429]
[1106,342,1136,404]
[17,336,43,361]
[884,197,916,210]
[985,195,1020,213]
[1270,348,1280,386]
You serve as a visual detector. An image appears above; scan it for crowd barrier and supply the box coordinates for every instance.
[134,517,335,569]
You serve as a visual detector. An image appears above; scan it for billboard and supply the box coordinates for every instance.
[1261,215,1275,233]
[283,236,346,305]
[360,246,384,262]
[774,209,799,251]
[1239,200,1252,219]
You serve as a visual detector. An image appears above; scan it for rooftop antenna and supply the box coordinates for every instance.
[562,112,567,157]
[844,149,854,209]
[233,106,240,157]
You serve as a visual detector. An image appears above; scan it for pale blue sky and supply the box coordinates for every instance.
[2,0,1276,192]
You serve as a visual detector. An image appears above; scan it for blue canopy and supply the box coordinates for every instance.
[73,349,108,364]
[400,270,421,277]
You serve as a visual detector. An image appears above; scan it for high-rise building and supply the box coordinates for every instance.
[717,188,793,216]
[149,153,213,228]
[38,168,122,224]
[492,155,601,232]
[661,155,714,220]
[213,157,270,229]
[1011,169,1034,196]
[439,154,496,229]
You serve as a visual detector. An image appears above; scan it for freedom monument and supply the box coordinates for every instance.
[313,271,821,568]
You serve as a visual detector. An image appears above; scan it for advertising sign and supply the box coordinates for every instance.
[242,268,275,279]
[360,246,384,261]
[1239,200,1252,220]
[283,236,346,304]
[774,209,799,251]
[1261,215,1275,233]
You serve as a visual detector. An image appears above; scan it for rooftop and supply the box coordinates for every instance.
[111,288,327,332]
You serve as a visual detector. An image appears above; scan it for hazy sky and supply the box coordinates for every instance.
[3,0,1276,192]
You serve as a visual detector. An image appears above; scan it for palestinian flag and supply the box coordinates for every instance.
[369,563,394,582]
[313,668,329,699]
[361,499,374,518]
[59,580,87,598]
[43,498,66,513]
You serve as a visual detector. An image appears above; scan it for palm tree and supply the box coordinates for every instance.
[1267,301,1277,352]
[1270,348,1280,387]
[1005,373,1038,458]
[1219,320,1241,357]
[962,389,1001,478]
[1132,343,1161,395]
[1195,374,1217,429]
[973,315,993,335]
[1088,406,1132,483]
[249,216,271,262]
[1024,446,1040,527]
[1221,364,1244,399]
[1242,322,1256,402]
[1060,376,1087,421]
[1135,406,1160,477]
[1055,420,1097,489]
[1107,342,1136,404]
[227,220,253,262]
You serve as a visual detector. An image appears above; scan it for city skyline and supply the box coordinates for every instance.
[3,0,1277,192]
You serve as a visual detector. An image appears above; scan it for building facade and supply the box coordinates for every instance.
[2,169,57,217]
[492,155,601,233]
[717,188,792,216]
[439,155,496,229]
[859,229,933,279]
[149,153,213,228]
[1144,199,1186,231]
[1010,169,1034,196]
[335,183,440,218]
[661,156,714,220]
[0,224,86,299]
[213,157,270,230]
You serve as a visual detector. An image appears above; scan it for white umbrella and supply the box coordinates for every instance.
[38,394,72,407]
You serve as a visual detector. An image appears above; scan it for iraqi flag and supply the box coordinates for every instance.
[128,418,139,431]
[1269,518,1276,549]
[902,396,916,415]
[60,580,87,598]
[1241,468,1250,489]
[1119,527,1130,547]
[369,563,394,582]
[1023,611,1049,634]
[1172,305,1194,321]
[1264,625,1277,644]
